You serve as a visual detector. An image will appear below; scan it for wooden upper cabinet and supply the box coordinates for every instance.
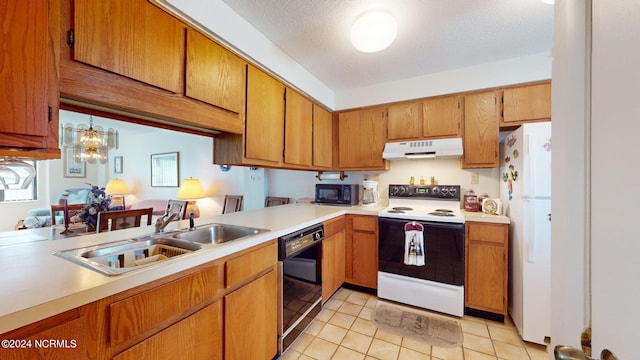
[74,0,185,93]
[462,91,500,168]
[387,102,422,140]
[313,105,333,169]
[423,95,462,138]
[502,82,551,124]
[284,88,313,167]
[338,107,388,170]
[0,1,48,137]
[245,65,285,165]
[0,1,60,158]
[186,29,246,114]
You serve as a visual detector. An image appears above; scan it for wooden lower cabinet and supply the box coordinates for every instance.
[113,301,222,360]
[0,302,99,360]
[0,241,278,360]
[225,270,278,360]
[465,222,509,316]
[345,215,378,289]
[322,216,346,302]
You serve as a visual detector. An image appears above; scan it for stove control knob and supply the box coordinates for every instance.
[442,187,449,195]
[432,186,439,194]
[449,187,457,196]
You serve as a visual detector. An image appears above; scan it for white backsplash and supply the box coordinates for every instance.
[267,159,500,208]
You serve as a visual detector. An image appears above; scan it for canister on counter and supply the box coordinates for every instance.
[478,193,489,212]
[464,190,479,212]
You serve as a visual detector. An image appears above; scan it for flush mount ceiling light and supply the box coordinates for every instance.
[351,11,397,53]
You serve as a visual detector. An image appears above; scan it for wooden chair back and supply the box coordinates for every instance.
[50,204,85,225]
[166,200,188,219]
[265,196,290,207]
[96,208,153,233]
[222,195,243,214]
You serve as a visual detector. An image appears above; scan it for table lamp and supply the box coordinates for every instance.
[105,178,130,209]
[177,177,206,217]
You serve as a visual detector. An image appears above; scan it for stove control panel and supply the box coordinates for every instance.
[388,184,461,201]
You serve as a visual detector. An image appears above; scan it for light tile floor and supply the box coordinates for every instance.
[281,288,550,360]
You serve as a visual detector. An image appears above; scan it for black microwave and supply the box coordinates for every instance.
[315,184,359,205]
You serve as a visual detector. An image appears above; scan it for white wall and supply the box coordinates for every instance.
[550,0,590,353]
[590,1,639,357]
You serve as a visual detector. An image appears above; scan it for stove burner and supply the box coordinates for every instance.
[392,207,413,211]
[434,209,453,213]
[387,210,406,213]
[428,212,455,217]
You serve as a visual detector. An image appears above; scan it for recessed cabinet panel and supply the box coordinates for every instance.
[312,105,333,168]
[0,1,49,137]
[503,83,551,123]
[387,102,422,140]
[74,0,185,93]
[284,88,313,166]
[422,96,461,138]
[186,29,246,114]
[462,91,500,168]
[245,66,285,164]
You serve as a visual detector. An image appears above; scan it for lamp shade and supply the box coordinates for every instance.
[177,178,206,200]
[351,11,397,53]
[105,178,129,195]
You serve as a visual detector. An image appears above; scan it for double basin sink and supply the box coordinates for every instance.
[54,223,269,276]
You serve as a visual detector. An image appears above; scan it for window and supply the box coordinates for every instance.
[0,161,37,202]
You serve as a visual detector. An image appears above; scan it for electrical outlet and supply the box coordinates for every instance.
[470,172,479,184]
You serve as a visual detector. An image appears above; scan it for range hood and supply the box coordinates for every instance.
[382,138,463,160]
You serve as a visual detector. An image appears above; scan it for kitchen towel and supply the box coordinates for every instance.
[404,222,425,266]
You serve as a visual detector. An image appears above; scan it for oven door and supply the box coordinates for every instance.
[378,217,465,286]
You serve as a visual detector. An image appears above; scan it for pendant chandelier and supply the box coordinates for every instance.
[61,116,118,164]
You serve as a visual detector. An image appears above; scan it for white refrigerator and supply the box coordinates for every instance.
[499,122,551,345]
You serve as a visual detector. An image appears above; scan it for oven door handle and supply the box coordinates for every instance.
[379,218,464,231]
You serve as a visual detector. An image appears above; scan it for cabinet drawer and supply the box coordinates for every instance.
[324,216,345,238]
[225,242,277,288]
[110,264,220,348]
[467,222,507,244]
[351,215,377,232]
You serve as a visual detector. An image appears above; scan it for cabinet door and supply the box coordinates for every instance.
[186,29,246,114]
[351,232,378,288]
[284,88,313,167]
[466,243,505,314]
[465,222,508,315]
[74,0,185,93]
[338,107,387,169]
[462,91,500,168]
[0,1,49,137]
[245,66,285,165]
[225,270,278,360]
[322,232,346,302]
[113,301,222,360]
[503,82,551,123]
[312,104,333,168]
[387,102,422,140]
[423,96,461,138]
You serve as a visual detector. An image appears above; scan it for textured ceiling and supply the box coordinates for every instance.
[221,0,554,91]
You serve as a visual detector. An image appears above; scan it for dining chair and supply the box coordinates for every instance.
[222,195,243,214]
[166,199,188,219]
[96,208,154,233]
[265,196,290,207]
[50,204,85,225]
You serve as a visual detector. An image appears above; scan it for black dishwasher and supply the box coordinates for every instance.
[277,224,324,354]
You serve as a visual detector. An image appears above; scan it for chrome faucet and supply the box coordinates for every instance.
[155,212,179,233]
[188,212,196,231]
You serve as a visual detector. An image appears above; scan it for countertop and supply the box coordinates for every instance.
[462,210,511,224]
[0,202,506,334]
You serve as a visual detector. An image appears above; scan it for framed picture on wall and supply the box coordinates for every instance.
[63,147,86,178]
[114,156,123,174]
[151,152,179,187]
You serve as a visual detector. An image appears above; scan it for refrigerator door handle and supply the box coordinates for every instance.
[524,133,537,197]
[526,199,537,263]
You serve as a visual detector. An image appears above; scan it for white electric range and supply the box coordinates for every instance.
[377,184,466,317]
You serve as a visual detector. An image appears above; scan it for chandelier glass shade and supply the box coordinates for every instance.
[62,117,118,164]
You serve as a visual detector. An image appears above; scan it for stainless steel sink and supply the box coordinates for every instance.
[54,237,203,276]
[172,223,269,244]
